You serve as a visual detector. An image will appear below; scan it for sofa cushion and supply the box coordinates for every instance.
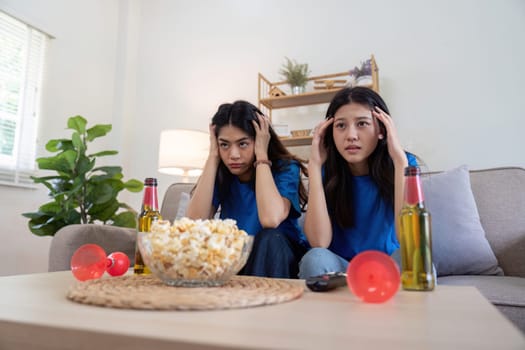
[469,167,525,277]
[160,183,194,221]
[422,165,503,276]
[175,191,190,219]
[438,275,525,333]
[438,275,525,307]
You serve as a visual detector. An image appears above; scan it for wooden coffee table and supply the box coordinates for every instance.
[0,271,523,349]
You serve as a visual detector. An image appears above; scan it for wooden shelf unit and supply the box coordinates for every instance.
[258,55,379,147]
[277,135,314,147]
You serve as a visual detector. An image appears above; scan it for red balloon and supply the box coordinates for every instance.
[70,244,107,281]
[70,244,130,281]
[106,252,130,276]
[346,250,400,303]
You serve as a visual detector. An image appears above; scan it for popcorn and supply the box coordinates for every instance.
[140,218,250,282]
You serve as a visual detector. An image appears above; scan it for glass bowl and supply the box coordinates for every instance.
[137,218,253,287]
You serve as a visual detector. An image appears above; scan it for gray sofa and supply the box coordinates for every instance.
[48,167,525,333]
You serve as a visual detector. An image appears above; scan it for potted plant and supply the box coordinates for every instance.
[22,115,143,237]
[349,59,373,86]
[279,57,310,94]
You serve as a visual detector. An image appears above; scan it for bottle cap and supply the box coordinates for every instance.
[144,178,158,186]
[404,166,421,176]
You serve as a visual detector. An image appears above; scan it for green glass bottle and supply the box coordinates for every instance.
[134,178,162,275]
[399,166,435,291]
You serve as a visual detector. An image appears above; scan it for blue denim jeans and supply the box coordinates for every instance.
[298,247,349,279]
[239,228,307,279]
[299,247,436,282]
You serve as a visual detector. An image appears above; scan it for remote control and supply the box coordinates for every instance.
[305,272,347,292]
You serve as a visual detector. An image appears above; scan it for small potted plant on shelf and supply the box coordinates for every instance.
[349,59,373,87]
[279,57,310,95]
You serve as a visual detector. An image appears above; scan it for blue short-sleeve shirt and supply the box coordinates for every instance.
[328,153,418,261]
[212,160,305,245]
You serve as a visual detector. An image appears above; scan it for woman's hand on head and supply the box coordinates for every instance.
[372,107,407,167]
[208,124,220,160]
[252,113,271,160]
[309,118,334,167]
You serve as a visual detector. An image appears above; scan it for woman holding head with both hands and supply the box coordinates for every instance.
[298,86,418,279]
[186,100,308,279]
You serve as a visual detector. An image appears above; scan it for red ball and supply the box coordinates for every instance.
[106,252,130,276]
[70,244,107,281]
[346,250,400,303]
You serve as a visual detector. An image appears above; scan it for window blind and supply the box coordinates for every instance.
[0,10,48,187]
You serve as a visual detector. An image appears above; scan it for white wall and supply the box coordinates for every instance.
[133,0,525,191]
[1,0,524,276]
[0,0,124,275]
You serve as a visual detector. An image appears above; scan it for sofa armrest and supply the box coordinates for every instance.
[160,183,195,222]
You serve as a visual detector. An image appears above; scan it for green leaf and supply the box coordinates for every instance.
[86,124,112,141]
[123,179,144,192]
[49,177,72,194]
[35,156,60,171]
[88,199,120,221]
[92,166,122,177]
[36,150,77,173]
[39,202,62,215]
[22,211,44,219]
[67,116,87,133]
[46,139,73,153]
[27,215,68,237]
[76,155,95,177]
[31,175,66,182]
[71,132,84,152]
[89,173,121,183]
[108,178,125,192]
[111,211,137,228]
[58,150,78,172]
[90,183,114,204]
[29,175,67,193]
[89,150,118,158]
[64,210,81,224]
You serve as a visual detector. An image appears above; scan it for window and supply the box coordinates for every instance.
[0,10,49,187]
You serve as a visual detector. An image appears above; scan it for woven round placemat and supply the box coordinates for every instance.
[66,274,304,310]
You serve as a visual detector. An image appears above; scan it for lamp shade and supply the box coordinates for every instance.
[158,129,209,176]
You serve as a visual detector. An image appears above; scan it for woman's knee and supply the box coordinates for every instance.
[242,228,302,278]
[253,228,288,248]
[301,247,332,262]
[299,248,347,279]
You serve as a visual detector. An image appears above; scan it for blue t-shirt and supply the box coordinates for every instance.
[212,160,306,245]
[328,153,418,261]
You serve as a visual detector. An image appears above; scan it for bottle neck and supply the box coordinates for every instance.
[142,185,159,211]
[404,174,424,206]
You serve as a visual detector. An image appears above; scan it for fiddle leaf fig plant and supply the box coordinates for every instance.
[22,115,144,237]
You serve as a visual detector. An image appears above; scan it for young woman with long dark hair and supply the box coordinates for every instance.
[299,87,417,278]
[187,100,308,278]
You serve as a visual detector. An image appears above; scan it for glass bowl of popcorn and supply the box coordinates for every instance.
[137,218,253,287]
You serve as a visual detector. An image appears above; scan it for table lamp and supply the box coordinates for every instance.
[158,129,209,182]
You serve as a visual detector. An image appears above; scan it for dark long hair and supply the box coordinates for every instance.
[323,87,396,228]
[212,100,308,211]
